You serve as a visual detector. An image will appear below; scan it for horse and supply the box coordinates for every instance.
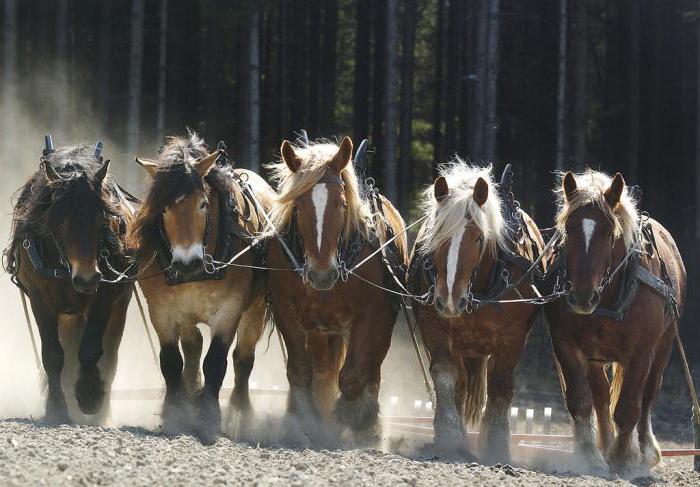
[264,136,408,441]
[128,132,274,443]
[407,161,545,462]
[4,137,134,424]
[544,170,686,475]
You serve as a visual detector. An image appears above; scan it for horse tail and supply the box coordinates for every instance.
[464,357,488,427]
[609,362,624,419]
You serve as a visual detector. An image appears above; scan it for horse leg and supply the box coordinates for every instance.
[588,363,614,453]
[335,311,393,443]
[194,318,241,445]
[480,353,516,464]
[308,331,343,422]
[180,325,203,395]
[152,315,189,434]
[30,294,70,424]
[75,291,121,416]
[606,351,654,475]
[91,290,130,425]
[638,327,673,471]
[230,295,267,413]
[419,316,471,456]
[551,332,606,471]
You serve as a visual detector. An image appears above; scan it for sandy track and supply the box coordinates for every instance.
[1,419,698,486]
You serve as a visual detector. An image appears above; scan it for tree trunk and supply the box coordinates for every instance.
[372,0,387,180]
[573,0,587,168]
[483,0,500,162]
[243,2,261,170]
[97,0,112,123]
[627,0,640,183]
[320,0,338,133]
[56,0,70,135]
[399,0,416,214]
[126,0,145,176]
[353,0,371,140]
[555,0,568,171]
[432,0,446,171]
[156,0,168,144]
[2,0,18,165]
[382,0,399,202]
[444,0,462,155]
[472,0,489,161]
[308,0,321,134]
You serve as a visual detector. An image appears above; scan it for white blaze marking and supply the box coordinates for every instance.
[172,244,203,263]
[311,184,328,252]
[446,226,466,305]
[582,218,596,254]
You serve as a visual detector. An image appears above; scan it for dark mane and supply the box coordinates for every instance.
[128,132,235,256]
[4,146,121,273]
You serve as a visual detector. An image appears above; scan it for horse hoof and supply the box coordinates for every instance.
[193,392,222,444]
[229,391,253,413]
[334,392,379,432]
[75,374,105,415]
[43,409,72,425]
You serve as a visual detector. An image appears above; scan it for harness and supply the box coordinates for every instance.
[155,150,265,285]
[7,183,137,293]
[542,216,678,320]
[407,164,547,311]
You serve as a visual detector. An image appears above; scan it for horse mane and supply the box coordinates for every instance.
[4,146,120,271]
[416,159,507,256]
[554,169,640,249]
[128,131,235,256]
[265,139,372,240]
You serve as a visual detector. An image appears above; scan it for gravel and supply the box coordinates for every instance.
[1,419,698,486]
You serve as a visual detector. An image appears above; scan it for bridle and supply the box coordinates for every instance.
[286,170,353,283]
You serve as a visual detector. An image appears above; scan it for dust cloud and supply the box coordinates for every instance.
[0,67,430,437]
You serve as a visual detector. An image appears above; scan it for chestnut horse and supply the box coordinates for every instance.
[4,138,134,424]
[408,162,544,462]
[129,133,274,443]
[545,170,686,475]
[265,137,407,440]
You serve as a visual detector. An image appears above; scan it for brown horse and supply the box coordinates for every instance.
[264,137,407,441]
[129,132,274,443]
[4,138,134,424]
[408,161,544,462]
[545,170,686,475]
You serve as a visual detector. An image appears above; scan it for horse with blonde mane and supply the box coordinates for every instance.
[545,170,686,475]
[408,161,544,461]
[265,136,407,441]
[128,132,274,443]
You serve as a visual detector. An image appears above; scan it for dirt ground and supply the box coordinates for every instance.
[1,416,698,487]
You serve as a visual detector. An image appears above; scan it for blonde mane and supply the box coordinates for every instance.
[416,160,507,256]
[554,169,640,249]
[265,140,372,239]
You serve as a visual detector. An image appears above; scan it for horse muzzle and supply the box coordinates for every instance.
[72,271,102,294]
[434,295,469,318]
[307,267,340,291]
[170,256,204,279]
[565,289,601,315]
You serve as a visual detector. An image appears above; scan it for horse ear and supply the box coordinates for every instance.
[281,140,302,172]
[43,160,62,182]
[193,149,221,177]
[563,171,577,201]
[94,159,110,187]
[330,136,353,172]
[434,176,449,201]
[605,172,625,207]
[473,177,489,207]
[135,157,159,176]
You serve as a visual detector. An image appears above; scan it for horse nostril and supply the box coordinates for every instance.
[589,290,601,308]
[458,296,468,312]
[434,296,446,312]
